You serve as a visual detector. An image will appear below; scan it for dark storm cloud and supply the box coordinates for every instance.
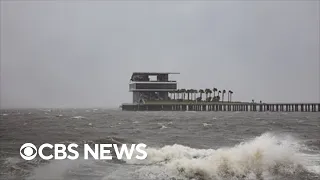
[0,1,319,108]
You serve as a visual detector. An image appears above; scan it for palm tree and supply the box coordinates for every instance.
[175,90,179,100]
[204,88,209,100]
[189,89,193,100]
[172,90,177,100]
[227,90,230,102]
[205,89,213,101]
[193,89,198,101]
[189,89,194,101]
[208,89,212,101]
[199,89,204,101]
[229,90,233,102]
[180,89,186,100]
[213,88,217,97]
[222,90,226,102]
[186,89,191,101]
[176,89,180,100]
[205,89,210,100]
[218,90,221,101]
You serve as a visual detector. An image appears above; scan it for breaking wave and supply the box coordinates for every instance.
[125,132,320,180]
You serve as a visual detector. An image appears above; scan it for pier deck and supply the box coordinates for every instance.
[121,103,320,112]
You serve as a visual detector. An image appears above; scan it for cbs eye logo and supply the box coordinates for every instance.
[20,143,37,160]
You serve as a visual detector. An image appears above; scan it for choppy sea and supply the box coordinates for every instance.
[0,109,319,180]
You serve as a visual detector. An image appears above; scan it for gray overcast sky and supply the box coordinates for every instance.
[0,1,319,108]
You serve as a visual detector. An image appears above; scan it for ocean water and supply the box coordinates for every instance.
[0,109,319,180]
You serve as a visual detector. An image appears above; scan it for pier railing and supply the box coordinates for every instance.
[121,103,320,112]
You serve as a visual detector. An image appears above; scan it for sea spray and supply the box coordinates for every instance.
[125,132,319,179]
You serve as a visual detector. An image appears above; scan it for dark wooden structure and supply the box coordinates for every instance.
[121,103,320,112]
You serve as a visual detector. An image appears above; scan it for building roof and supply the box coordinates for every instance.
[132,72,180,76]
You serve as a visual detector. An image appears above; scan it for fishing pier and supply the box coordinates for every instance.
[121,72,319,112]
[122,103,320,112]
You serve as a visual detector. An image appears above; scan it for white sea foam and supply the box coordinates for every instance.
[157,123,168,129]
[160,125,168,129]
[203,123,212,127]
[126,132,320,179]
[24,132,320,180]
[71,116,86,119]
